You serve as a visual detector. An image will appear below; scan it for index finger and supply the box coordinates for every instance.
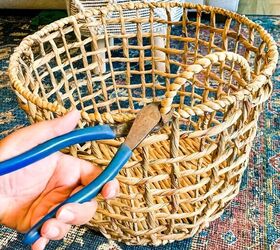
[0,109,80,161]
[58,154,120,200]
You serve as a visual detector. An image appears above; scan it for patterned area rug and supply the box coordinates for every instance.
[0,11,279,250]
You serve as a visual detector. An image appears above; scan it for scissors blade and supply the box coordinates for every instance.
[123,103,162,150]
[111,104,174,144]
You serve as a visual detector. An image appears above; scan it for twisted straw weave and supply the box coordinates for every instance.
[8,2,278,246]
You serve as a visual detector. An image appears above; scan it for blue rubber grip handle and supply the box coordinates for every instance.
[0,125,115,176]
[23,143,132,245]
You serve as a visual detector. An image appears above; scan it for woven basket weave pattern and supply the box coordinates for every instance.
[8,2,278,246]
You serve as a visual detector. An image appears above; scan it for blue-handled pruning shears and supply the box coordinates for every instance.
[0,103,173,245]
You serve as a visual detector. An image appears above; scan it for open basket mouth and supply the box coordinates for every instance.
[8,2,278,246]
[8,2,277,122]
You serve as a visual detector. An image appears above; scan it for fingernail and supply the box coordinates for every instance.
[106,188,116,199]
[36,238,48,250]
[45,227,59,238]
[58,209,75,223]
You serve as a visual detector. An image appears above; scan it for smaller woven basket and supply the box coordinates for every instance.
[67,0,183,34]
[9,2,278,246]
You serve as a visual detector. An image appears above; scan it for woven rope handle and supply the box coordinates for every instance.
[160,51,252,117]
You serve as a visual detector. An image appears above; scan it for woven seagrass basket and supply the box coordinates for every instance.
[8,2,278,246]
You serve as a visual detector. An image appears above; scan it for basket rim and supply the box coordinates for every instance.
[8,1,279,117]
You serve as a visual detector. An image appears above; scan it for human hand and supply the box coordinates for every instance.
[0,110,119,250]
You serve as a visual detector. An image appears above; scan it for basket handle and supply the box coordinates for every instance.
[160,51,252,117]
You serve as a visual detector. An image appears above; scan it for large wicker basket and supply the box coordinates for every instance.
[8,2,278,246]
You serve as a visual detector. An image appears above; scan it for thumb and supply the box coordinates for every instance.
[0,109,81,160]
